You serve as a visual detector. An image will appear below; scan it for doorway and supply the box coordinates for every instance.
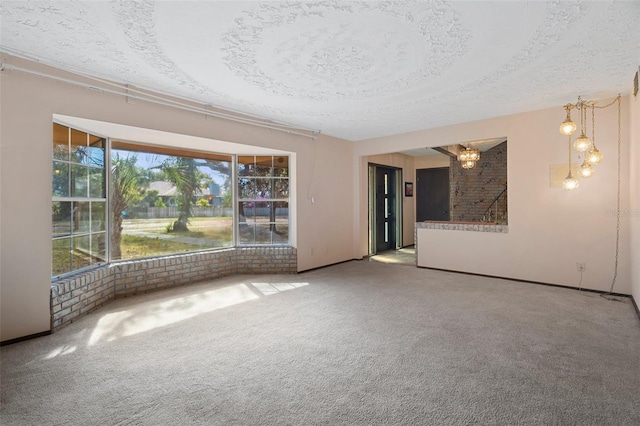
[416,167,450,222]
[368,164,402,255]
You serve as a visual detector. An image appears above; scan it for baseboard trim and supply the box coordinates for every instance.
[1,330,51,346]
[418,266,631,298]
[631,295,640,322]
[299,258,361,273]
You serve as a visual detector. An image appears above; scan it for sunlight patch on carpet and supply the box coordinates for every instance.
[251,282,309,296]
[87,284,259,345]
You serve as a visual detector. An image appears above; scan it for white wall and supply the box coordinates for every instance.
[0,55,355,341]
[414,154,450,170]
[630,86,640,303]
[364,153,415,248]
[355,100,633,294]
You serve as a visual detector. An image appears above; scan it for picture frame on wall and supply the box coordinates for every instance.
[405,182,413,197]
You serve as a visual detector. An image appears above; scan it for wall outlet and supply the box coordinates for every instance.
[577,262,586,272]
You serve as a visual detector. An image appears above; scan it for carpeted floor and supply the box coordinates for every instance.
[2,261,639,425]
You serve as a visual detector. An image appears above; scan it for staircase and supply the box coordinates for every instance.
[482,187,508,224]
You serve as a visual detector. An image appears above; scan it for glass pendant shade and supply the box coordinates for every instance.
[573,133,592,152]
[586,147,603,165]
[562,172,579,190]
[461,160,476,169]
[458,147,480,165]
[559,109,577,136]
[579,162,594,178]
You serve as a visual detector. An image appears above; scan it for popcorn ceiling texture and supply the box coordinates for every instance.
[1,1,638,140]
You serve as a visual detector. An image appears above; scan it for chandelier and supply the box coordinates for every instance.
[457,147,480,169]
[558,95,620,190]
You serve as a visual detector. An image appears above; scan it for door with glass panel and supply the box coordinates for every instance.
[369,164,401,254]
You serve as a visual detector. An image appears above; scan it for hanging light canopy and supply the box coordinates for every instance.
[558,95,620,190]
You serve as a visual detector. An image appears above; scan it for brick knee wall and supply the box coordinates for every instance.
[50,247,297,331]
[113,248,238,297]
[50,267,115,330]
[236,247,297,274]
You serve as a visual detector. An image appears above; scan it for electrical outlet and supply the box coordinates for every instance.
[577,262,586,272]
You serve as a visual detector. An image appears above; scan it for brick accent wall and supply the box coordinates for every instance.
[113,249,238,297]
[50,247,297,331]
[236,247,298,274]
[50,267,115,330]
[450,142,507,223]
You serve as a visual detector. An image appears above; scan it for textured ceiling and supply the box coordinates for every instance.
[1,1,639,141]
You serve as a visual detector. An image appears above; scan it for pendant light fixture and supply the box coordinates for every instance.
[585,104,603,165]
[558,95,620,190]
[573,103,592,152]
[457,146,480,169]
[559,105,577,136]
[562,134,579,190]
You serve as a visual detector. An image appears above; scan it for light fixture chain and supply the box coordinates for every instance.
[609,96,621,294]
[591,103,596,147]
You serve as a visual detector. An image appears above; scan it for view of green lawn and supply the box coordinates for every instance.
[53,216,234,275]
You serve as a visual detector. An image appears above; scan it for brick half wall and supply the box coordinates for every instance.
[51,247,297,331]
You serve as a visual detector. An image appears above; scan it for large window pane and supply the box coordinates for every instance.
[89,168,105,198]
[238,156,254,177]
[53,162,69,197]
[53,123,69,161]
[272,224,289,244]
[71,164,87,197]
[52,238,72,276]
[238,178,255,199]
[255,156,273,176]
[274,156,289,177]
[255,224,273,244]
[53,201,72,238]
[74,202,91,233]
[111,145,233,260]
[91,202,106,232]
[237,156,289,246]
[255,178,272,199]
[88,136,105,168]
[91,232,107,262]
[52,123,107,278]
[274,180,289,199]
[70,129,88,164]
[238,224,255,245]
[73,236,91,270]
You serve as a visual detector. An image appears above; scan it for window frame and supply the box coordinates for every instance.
[52,122,109,278]
[52,122,292,280]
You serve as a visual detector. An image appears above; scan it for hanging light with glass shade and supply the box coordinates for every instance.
[557,94,621,190]
[578,161,594,178]
[559,104,577,136]
[562,134,579,190]
[457,147,480,169]
[573,102,592,152]
[585,104,603,165]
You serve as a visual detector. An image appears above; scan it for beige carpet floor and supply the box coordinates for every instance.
[1,260,639,425]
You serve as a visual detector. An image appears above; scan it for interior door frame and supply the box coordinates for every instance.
[368,163,403,256]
